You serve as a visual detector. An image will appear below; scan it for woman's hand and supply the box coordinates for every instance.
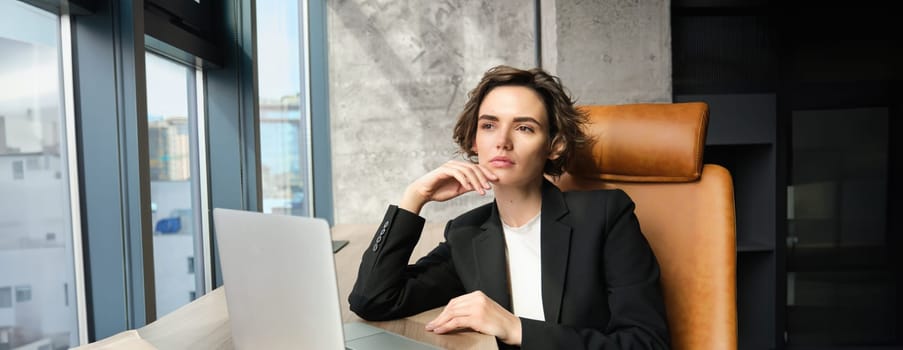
[425,290,522,346]
[399,161,498,214]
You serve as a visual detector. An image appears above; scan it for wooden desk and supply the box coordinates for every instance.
[75,223,496,350]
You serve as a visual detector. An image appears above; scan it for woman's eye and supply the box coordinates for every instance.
[480,123,494,130]
[516,125,535,133]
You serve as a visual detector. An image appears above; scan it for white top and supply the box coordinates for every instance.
[502,212,546,321]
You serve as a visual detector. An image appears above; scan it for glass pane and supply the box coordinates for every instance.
[145,52,203,317]
[256,0,311,216]
[0,1,79,348]
[786,108,893,345]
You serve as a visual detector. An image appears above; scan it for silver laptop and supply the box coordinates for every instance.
[212,208,440,350]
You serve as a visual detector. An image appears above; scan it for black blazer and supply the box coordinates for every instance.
[349,180,670,349]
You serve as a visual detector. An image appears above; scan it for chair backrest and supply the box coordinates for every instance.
[551,102,737,350]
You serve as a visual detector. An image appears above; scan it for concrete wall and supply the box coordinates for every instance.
[543,0,672,104]
[327,0,671,224]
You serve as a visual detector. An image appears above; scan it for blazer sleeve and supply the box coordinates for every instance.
[520,190,671,349]
[348,205,466,321]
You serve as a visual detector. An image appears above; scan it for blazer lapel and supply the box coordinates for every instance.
[473,204,512,311]
[540,180,572,323]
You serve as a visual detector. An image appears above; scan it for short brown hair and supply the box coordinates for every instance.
[452,65,585,176]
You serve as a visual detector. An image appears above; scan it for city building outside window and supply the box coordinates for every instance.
[145,52,205,316]
[0,1,80,348]
[257,0,312,217]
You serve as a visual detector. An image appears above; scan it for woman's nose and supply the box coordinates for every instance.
[496,130,513,150]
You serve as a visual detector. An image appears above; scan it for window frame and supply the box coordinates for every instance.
[143,50,209,317]
[307,0,334,225]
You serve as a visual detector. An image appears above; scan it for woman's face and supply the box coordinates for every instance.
[472,85,554,188]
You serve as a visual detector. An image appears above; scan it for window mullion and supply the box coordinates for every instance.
[60,9,89,346]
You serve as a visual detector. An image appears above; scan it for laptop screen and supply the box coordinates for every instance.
[212,208,346,349]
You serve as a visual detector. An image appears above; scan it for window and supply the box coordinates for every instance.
[187,256,195,274]
[15,286,32,302]
[145,52,205,318]
[257,0,311,217]
[26,156,41,170]
[11,160,23,180]
[0,1,79,347]
[0,287,11,308]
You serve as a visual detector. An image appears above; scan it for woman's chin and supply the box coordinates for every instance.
[492,174,547,190]
[489,177,526,189]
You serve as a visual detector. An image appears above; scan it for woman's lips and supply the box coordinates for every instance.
[489,156,514,168]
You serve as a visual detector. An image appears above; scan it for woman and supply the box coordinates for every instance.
[349,66,670,349]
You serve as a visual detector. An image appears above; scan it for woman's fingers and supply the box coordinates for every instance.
[439,166,473,192]
[402,161,498,212]
[426,297,470,333]
[443,161,498,195]
[424,291,520,344]
[444,163,488,194]
[430,316,467,334]
[475,164,499,182]
[426,291,488,333]
[412,160,499,203]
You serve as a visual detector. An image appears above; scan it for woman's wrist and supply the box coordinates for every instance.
[504,315,523,345]
[399,186,427,214]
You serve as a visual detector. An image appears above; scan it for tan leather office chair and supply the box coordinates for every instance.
[551,103,737,350]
